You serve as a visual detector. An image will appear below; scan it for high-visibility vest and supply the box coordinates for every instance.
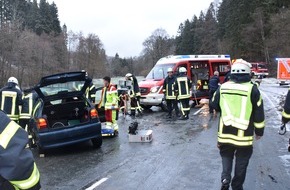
[175,76,191,100]
[104,84,119,110]
[0,89,22,121]
[98,86,107,109]
[220,82,253,130]
[0,111,40,189]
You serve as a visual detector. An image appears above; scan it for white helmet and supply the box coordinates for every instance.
[8,77,18,85]
[179,67,187,73]
[125,73,133,78]
[167,68,173,73]
[231,59,251,74]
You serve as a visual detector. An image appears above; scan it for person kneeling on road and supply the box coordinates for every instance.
[211,59,265,190]
[0,110,41,190]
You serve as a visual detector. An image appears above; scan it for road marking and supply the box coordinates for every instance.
[85,178,108,190]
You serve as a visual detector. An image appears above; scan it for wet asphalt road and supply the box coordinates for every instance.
[34,82,290,190]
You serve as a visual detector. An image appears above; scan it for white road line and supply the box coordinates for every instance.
[85,178,108,190]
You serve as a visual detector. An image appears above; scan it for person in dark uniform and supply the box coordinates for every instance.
[174,67,192,120]
[281,88,290,152]
[224,65,231,83]
[163,68,179,118]
[125,73,142,117]
[209,71,220,114]
[0,77,23,122]
[0,110,41,190]
[211,59,265,190]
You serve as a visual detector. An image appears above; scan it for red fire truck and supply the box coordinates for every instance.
[138,55,231,110]
[250,62,268,77]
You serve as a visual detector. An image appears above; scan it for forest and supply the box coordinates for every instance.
[0,0,289,87]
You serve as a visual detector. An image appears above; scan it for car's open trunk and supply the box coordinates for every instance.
[43,99,90,128]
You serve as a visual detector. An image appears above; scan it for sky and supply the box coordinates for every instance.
[47,0,216,57]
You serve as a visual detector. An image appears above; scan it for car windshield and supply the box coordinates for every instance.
[146,63,175,79]
[39,81,85,97]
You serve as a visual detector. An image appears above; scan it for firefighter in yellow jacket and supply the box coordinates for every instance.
[98,76,119,135]
[0,110,41,190]
[0,77,23,122]
[125,73,142,117]
[174,67,192,120]
[211,59,265,190]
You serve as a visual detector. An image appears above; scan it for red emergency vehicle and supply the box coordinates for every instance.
[138,55,231,109]
[250,62,268,77]
[277,58,290,86]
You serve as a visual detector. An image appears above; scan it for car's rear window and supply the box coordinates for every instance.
[40,81,85,97]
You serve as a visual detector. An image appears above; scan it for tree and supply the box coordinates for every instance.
[142,28,175,67]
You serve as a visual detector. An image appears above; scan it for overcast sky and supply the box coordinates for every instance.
[47,0,215,57]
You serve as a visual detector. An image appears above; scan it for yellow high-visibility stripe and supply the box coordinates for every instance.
[89,85,95,91]
[282,111,290,119]
[257,95,262,107]
[254,121,265,129]
[219,133,253,141]
[237,129,244,137]
[2,91,17,116]
[0,121,19,149]
[218,137,253,146]
[11,163,40,189]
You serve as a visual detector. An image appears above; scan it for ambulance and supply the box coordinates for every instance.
[277,58,290,86]
[138,55,231,109]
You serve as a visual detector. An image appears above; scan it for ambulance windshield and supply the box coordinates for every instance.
[146,63,175,79]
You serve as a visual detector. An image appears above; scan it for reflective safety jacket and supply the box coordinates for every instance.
[162,76,176,100]
[104,84,119,110]
[98,84,119,109]
[0,83,23,121]
[0,111,40,189]
[20,91,38,120]
[174,74,192,100]
[282,88,290,123]
[211,81,265,147]
[127,75,141,98]
[86,82,96,104]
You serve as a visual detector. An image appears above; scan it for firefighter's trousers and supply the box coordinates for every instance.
[179,98,190,116]
[166,99,179,116]
[219,145,253,190]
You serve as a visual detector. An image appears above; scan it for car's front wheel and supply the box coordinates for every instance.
[91,137,102,148]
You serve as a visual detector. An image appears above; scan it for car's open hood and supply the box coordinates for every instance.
[34,71,92,101]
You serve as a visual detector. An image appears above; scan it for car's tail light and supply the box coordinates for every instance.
[37,118,48,129]
[90,109,98,119]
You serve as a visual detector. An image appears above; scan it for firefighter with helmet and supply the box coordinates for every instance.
[125,73,142,117]
[0,77,23,122]
[0,110,41,189]
[174,67,192,120]
[163,67,179,118]
[211,59,265,190]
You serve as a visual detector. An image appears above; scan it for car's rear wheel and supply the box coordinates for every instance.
[91,137,102,148]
